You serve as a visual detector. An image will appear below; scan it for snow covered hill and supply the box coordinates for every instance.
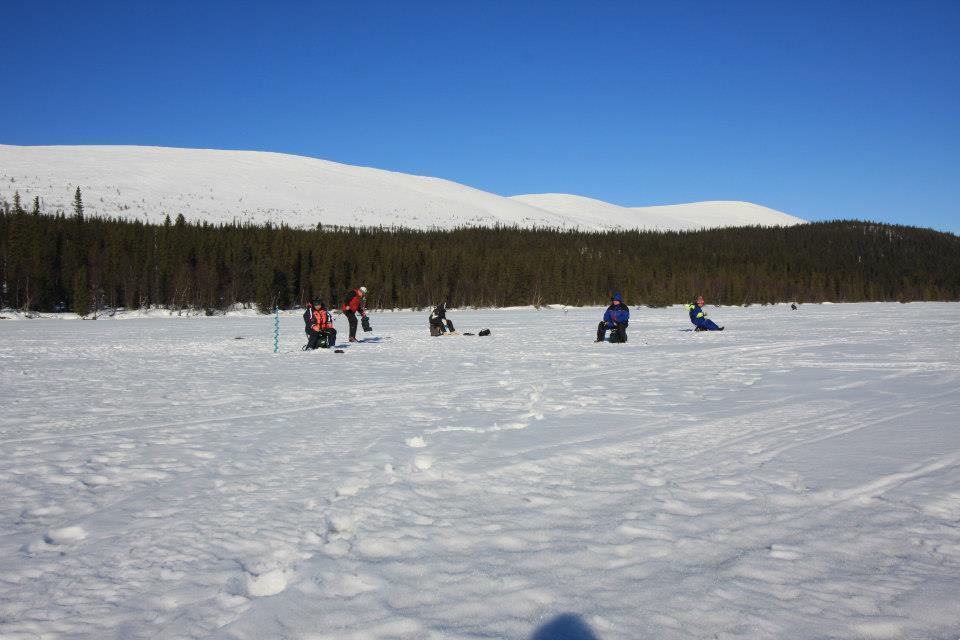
[0,144,805,231]
[511,193,806,231]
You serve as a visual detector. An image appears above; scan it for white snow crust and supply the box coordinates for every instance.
[1,303,958,639]
[0,144,804,231]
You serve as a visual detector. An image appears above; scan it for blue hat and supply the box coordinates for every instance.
[612,292,623,302]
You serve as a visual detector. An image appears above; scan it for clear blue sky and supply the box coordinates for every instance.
[2,1,958,232]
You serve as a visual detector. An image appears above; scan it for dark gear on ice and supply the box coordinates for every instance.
[303,299,337,349]
[428,302,456,336]
[596,292,630,343]
[341,286,369,342]
[686,295,724,331]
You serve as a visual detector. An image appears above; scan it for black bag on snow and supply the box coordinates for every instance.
[478,328,491,336]
[361,316,373,332]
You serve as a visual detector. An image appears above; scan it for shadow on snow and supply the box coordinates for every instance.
[530,613,602,640]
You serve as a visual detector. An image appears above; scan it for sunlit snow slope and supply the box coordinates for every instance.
[1,144,805,231]
[511,193,806,231]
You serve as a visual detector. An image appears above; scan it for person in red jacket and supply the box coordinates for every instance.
[341,286,368,342]
[303,298,337,349]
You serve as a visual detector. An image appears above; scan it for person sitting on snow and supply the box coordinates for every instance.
[687,295,724,331]
[596,292,630,343]
[428,302,456,336]
[303,298,337,349]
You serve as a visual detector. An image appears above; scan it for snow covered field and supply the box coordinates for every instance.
[1,303,959,639]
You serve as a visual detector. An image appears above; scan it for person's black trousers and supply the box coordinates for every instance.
[306,328,337,349]
[596,321,627,343]
[344,311,358,340]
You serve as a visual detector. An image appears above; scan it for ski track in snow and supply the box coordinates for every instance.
[1,303,959,639]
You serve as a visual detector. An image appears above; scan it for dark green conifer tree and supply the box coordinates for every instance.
[73,187,84,222]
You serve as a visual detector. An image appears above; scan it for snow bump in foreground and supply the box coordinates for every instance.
[0,303,959,639]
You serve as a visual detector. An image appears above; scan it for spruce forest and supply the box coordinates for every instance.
[1,191,958,314]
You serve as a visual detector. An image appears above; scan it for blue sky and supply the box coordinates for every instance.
[2,1,958,232]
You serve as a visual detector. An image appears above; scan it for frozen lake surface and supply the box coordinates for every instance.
[1,303,959,639]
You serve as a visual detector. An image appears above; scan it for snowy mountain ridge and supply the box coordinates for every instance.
[0,144,806,231]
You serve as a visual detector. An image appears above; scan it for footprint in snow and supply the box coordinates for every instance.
[334,479,367,498]
[324,514,356,541]
[44,525,87,544]
[81,475,111,487]
[227,568,290,598]
[247,569,289,597]
[768,544,803,560]
[405,436,427,448]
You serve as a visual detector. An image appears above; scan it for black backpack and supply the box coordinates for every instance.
[303,305,313,330]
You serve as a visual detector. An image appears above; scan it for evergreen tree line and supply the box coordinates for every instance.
[1,191,958,314]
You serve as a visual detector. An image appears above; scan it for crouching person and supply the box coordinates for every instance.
[428,302,456,336]
[303,298,337,349]
[596,292,630,343]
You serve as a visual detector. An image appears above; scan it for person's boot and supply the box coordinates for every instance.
[349,336,358,342]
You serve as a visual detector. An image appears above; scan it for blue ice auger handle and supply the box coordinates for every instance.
[274,306,280,353]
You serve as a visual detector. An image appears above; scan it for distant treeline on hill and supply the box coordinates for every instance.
[1,199,958,314]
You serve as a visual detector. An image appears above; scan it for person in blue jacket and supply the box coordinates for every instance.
[596,292,630,342]
[687,295,724,331]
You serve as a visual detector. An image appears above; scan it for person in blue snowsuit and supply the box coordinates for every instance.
[596,292,630,342]
[687,295,723,331]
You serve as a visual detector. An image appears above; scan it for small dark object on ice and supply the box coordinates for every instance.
[478,328,491,336]
[334,349,345,353]
[234,336,245,340]
[463,332,475,336]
